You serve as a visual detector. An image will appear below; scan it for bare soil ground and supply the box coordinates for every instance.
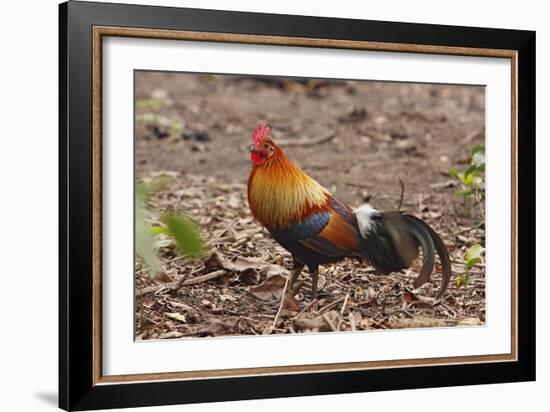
[134,72,486,340]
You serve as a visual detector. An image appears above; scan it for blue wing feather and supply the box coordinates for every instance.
[275,211,330,240]
[270,198,362,267]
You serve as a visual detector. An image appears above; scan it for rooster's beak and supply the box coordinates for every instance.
[248,144,256,152]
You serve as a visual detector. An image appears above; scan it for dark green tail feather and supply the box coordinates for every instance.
[404,215,451,299]
[361,212,451,299]
[404,216,436,288]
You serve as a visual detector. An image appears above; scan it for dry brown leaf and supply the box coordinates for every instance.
[239,268,260,285]
[232,255,266,269]
[349,311,361,331]
[402,291,418,304]
[457,317,484,326]
[164,312,187,323]
[204,252,290,283]
[358,317,376,330]
[158,331,184,339]
[282,293,300,312]
[152,272,174,283]
[204,252,228,272]
[219,294,237,302]
[228,194,240,208]
[249,275,287,301]
[389,316,448,329]
[294,310,341,332]
[265,264,289,278]
[195,318,238,336]
[290,280,305,295]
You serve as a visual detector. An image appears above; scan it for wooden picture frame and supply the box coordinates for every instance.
[59,1,535,410]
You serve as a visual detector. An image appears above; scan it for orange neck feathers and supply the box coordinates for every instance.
[248,145,329,229]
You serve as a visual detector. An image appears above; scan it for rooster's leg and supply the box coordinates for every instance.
[289,259,304,291]
[310,268,319,300]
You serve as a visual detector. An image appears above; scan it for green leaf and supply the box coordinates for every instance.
[154,237,173,249]
[136,221,160,272]
[150,226,170,236]
[464,244,484,271]
[136,175,173,200]
[136,98,164,109]
[471,144,485,156]
[135,187,160,273]
[465,243,485,262]
[454,189,473,198]
[465,257,481,271]
[164,312,187,323]
[448,168,458,177]
[170,120,184,135]
[463,173,475,186]
[464,164,479,179]
[471,151,485,167]
[136,113,159,123]
[163,214,205,257]
[455,273,471,289]
[146,175,172,194]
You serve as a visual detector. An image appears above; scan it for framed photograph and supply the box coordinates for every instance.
[59,1,535,410]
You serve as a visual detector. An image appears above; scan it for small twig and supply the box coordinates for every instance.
[318,297,346,314]
[179,269,229,286]
[295,298,318,317]
[135,284,170,298]
[474,191,485,221]
[138,280,144,331]
[232,228,263,247]
[239,296,261,311]
[450,258,485,268]
[267,274,291,334]
[340,293,350,315]
[461,128,483,145]
[429,180,457,190]
[349,312,357,331]
[440,303,459,318]
[397,178,405,211]
[135,269,229,297]
[206,218,237,246]
[449,222,484,237]
[321,313,338,332]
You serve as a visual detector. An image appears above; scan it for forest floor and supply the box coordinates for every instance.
[134,72,486,340]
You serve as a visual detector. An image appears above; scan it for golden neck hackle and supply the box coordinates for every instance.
[248,146,329,229]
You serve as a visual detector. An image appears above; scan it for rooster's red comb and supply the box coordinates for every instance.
[252,122,271,144]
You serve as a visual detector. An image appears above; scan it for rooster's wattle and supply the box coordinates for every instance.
[247,123,451,300]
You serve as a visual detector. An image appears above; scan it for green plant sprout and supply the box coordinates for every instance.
[449,144,485,219]
[455,243,484,289]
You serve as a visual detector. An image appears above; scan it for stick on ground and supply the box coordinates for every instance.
[397,177,405,211]
[266,274,291,334]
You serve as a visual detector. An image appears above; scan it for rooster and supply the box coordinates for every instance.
[247,123,451,300]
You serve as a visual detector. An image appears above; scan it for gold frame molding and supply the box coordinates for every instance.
[92,26,518,386]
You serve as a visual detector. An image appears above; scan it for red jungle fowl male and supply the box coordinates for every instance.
[247,123,451,300]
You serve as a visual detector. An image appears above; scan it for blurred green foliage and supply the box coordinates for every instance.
[136,98,165,109]
[135,177,205,276]
[135,181,160,273]
[449,144,485,219]
[136,113,183,136]
[163,214,204,257]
